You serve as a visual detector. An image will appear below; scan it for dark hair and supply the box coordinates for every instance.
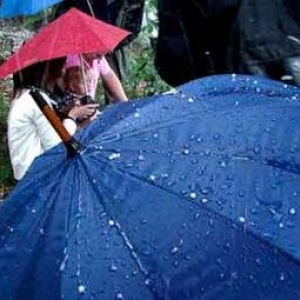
[13,57,66,96]
[13,61,46,93]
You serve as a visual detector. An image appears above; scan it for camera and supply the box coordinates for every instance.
[78,94,97,122]
[56,92,76,116]
[80,95,95,105]
[57,93,97,123]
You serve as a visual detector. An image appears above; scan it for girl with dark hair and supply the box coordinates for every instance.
[8,58,98,180]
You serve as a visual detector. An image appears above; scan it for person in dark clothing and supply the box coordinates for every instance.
[155,0,300,87]
[232,0,300,86]
[154,0,240,87]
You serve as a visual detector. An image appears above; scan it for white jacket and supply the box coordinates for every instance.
[7,89,76,180]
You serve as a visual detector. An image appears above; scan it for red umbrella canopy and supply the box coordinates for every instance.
[0,8,131,79]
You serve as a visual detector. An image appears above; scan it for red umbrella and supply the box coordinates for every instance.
[0,8,130,79]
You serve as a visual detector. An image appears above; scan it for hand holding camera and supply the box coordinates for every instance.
[67,94,99,123]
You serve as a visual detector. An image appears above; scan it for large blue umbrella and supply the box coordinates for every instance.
[1,74,300,299]
[0,0,62,18]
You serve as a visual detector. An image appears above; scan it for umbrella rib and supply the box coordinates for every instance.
[77,157,151,278]
[94,159,300,267]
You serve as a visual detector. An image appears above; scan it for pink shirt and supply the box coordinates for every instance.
[65,54,111,98]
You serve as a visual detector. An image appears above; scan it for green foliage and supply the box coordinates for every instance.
[0,93,13,188]
[123,0,170,98]
[124,42,170,99]
[19,8,55,30]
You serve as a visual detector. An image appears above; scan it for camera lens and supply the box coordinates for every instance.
[80,95,95,105]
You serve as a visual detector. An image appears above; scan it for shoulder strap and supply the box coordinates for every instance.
[29,87,82,156]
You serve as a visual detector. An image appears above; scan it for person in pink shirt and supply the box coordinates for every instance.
[64,53,128,102]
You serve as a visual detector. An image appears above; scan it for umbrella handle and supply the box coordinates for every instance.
[29,88,82,156]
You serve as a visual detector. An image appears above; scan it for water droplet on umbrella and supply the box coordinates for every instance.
[167,180,175,187]
[263,232,273,240]
[238,216,246,223]
[31,208,36,214]
[149,175,156,181]
[220,161,227,167]
[187,97,194,103]
[179,174,187,180]
[184,253,192,261]
[201,198,208,203]
[224,242,231,250]
[194,213,200,220]
[170,246,179,255]
[60,254,68,271]
[289,208,296,215]
[181,189,188,195]
[204,149,211,156]
[140,219,147,225]
[213,134,221,140]
[116,292,124,299]
[145,278,151,286]
[108,220,115,226]
[279,222,284,228]
[138,155,145,161]
[200,187,211,195]
[134,112,140,118]
[280,273,286,281]
[251,208,258,214]
[253,147,261,154]
[189,192,197,199]
[183,149,190,155]
[191,159,199,164]
[78,285,86,294]
[110,264,118,272]
[249,274,255,281]
[226,174,233,181]
[238,191,245,198]
[39,228,45,235]
[109,153,121,160]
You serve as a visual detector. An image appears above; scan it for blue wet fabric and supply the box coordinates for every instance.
[0,0,62,18]
[1,74,300,299]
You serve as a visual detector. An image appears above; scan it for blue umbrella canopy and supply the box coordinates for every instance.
[1,74,300,299]
[0,0,62,18]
